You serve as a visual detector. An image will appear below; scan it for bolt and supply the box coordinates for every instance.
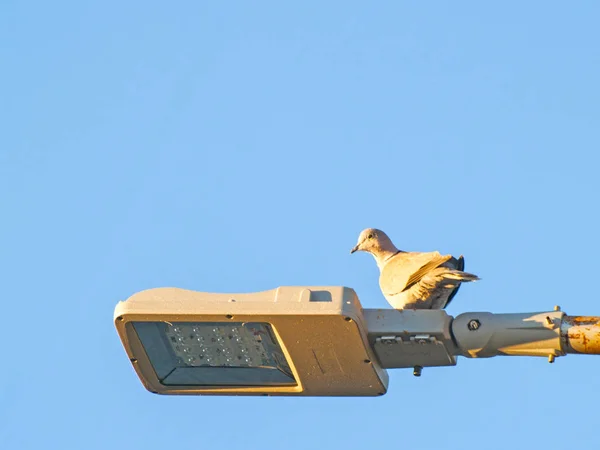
[554,305,561,311]
[548,354,555,364]
[413,366,423,377]
[468,319,481,331]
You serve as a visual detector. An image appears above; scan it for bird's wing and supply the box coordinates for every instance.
[444,255,465,307]
[380,251,453,296]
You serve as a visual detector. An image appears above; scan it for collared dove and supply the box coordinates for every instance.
[350,228,479,310]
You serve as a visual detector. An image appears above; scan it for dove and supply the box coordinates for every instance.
[350,228,479,310]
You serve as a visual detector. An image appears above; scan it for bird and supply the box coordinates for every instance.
[350,228,479,310]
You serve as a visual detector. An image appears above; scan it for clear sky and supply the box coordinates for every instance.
[2,1,599,449]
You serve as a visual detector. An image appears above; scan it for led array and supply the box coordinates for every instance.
[164,322,280,368]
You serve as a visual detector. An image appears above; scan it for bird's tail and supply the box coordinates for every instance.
[441,270,480,282]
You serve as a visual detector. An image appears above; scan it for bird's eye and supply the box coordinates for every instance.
[367,234,374,239]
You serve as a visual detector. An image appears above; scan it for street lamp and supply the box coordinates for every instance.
[114,286,600,396]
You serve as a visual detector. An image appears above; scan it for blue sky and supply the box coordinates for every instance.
[2,1,600,449]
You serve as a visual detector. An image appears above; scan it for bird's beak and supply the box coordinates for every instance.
[350,245,360,254]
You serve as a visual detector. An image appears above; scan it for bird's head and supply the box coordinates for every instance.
[350,228,397,256]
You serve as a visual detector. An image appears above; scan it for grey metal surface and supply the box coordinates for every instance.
[451,311,565,358]
[364,309,456,369]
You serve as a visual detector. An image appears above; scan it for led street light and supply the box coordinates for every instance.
[114,286,388,396]
[114,286,600,396]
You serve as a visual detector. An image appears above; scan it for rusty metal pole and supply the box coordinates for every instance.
[561,316,600,355]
